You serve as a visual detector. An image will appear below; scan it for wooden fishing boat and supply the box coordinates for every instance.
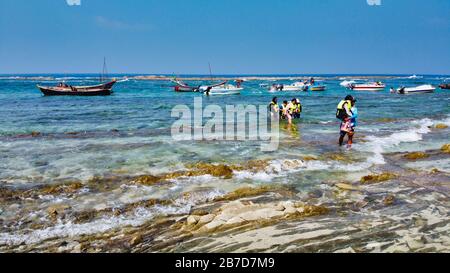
[171,79,199,92]
[37,81,115,96]
[36,58,117,96]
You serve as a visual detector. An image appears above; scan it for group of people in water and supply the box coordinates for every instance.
[268,94,358,147]
[269,97,302,124]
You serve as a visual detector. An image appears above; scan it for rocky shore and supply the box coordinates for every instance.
[1,145,449,253]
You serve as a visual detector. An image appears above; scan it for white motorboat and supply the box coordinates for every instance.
[349,82,385,91]
[269,82,309,92]
[340,80,356,88]
[397,84,435,94]
[201,83,243,95]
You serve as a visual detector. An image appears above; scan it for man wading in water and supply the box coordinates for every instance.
[336,95,357,147]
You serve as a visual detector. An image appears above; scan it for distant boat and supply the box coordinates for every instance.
[397,84,435,94]
[37,58,117,96]
[171,79,199,92]
[439,83,450,90]
[37,81,116,96]
[269,82,308,92]
[340,80,356,88]
[349,82,385,91]
[201,82,242,95]
[310,85,326,91]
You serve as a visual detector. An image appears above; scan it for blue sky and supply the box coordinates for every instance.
[0,0,449,74]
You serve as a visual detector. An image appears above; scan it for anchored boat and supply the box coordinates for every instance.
[37,81,116,96]
[37,58,117,96]
[439,83,450,90]
[201,82,243,95]
[397,85,436,94]
[172,79,199,92]
[349,82,385,91]
[310,85,326,91]
[269,82,309,92]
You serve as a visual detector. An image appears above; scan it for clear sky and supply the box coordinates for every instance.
[0,0,449,75]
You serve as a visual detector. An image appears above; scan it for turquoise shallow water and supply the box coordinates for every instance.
[0,74,449,248]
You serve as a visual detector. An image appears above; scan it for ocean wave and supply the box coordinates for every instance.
[396,75,424,80]
[358,117,449,165]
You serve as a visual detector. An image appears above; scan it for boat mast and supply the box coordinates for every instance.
[208,62,213,83]
[101,57,108,83]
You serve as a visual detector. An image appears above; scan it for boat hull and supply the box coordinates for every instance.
[397,85,436,94]
[439,84,450,90]
[310,86,326,91]
[350,83,385,91]
[204,87,243,95]
[351,86,385,91]
[38,87,112,96]
[174,85,196,92]
[37,80,116,96]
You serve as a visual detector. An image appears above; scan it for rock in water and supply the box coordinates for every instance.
[360,173,397,184]
[336,183,360,191]
[441,144,450,154]
[383,195,396,206]
[403,152,429,160]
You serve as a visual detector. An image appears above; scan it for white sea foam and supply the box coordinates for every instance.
[0,204,186,246]
[358,117,448,165]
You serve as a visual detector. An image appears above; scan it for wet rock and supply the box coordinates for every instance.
[133,175,163,186]
[360,173,397,185]
[197,214,215,226]
[130,235,143,246]
[334,247,356,253]
[188,163,234,179]
[383,195,396,206]
[214,186,273,202]
[323,153,352,162]
[190,209,209,216]
[434,124,449,129]
[230,160,270,172]
[308,189,323,198]
[284,207,297,214]
[403,152,429,160]
[31,131,41,137]
[182,200,329,234]
[441,144,450,154]
[47,204,70,218]
[200,219,227,232]
[186,215,201,226]
[335,183,361,191]
[280,201,295,210]
[302,155,318,161]
[406,237,425,250]
[41,182,84,195]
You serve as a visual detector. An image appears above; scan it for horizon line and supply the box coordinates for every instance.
[1,73,450,77]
